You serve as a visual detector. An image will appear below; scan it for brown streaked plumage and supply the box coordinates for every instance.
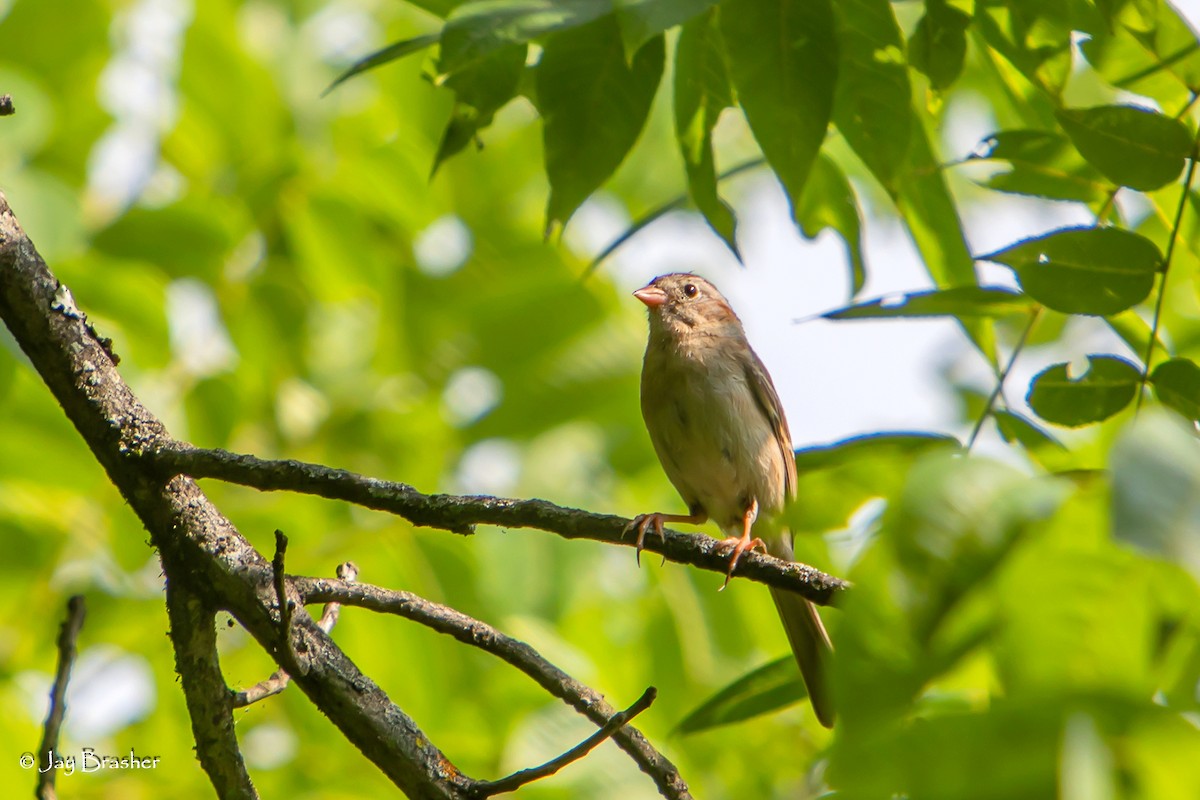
[629,272,835,728]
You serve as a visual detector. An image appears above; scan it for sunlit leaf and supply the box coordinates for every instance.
[789,432,961,534]
[616,0,715,59]
[1112,411,1200,579]
[894,117,994,361]
[432,43,527,174]
[1150,357,1200,422]
[722,0,837,219]
[1027,355,1142,426]
[439,0,610,74]
[908,0,971,91]
[831,0,913,192]
[1082,0,1200,111]
[323,34,439,95]
[675,656,805,734]
[795,154,865,295]
[971,129,1110,203]
[674,8,738,258]
[980,226,1163,316]
[822,286,1032,320]
[994,410,1069,471]
[975,0,1081,95]
[1057,105,1193,191]
[537,17,664,230]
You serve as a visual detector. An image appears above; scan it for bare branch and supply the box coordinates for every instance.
[233,562,357,708]
[165,581,257,799]
[271,530,302,674]
[147,444,848,605]
[36,595,86,800]
[0,191,472,799]
[294,577,694,800]
[470,687,658,798]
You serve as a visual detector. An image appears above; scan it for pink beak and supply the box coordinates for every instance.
[633,284,667,307]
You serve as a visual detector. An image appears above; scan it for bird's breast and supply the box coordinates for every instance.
[640,339,787,531]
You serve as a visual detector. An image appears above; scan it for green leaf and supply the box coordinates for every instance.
[822,286,1032,320]
[980,226,1163,316]
[537,18,664,230]
[975,0,1085,95]
[674,656,806,734]
[616,0,716,59]
[1151,357,1200,421]
[432,43,527,174]
[1026,354,1142,426]
[1056,105,1193,191]
[92,202,233,280]
[789,432,961,534]
[1111,411,1200,579]
[908,0,971,91]
[830,0,913,192]
[894,116,993,359]
[721,0,837,220]
[898,106,1007,368]
[994,409,1066,452]
[794,432,961,472]
[323,34,439,96]
[1082,0,1200,111]
[972,129,1110,203]
[674,8,738,258]
[440,0,611,75]
[795,154,865,295]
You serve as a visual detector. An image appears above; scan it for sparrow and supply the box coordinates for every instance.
[627,272,835,727]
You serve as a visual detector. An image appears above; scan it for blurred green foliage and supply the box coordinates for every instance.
[3,0,1200,798]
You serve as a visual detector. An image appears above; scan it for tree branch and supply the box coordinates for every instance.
[0,191,472,799]
[145,444,849,605]
[233,561,356,708]
[36,595,86,800]
[294,577,693,800]
[165,580,257,799]
[469,688,658,798]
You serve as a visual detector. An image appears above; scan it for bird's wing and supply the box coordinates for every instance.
[743,349,798,500]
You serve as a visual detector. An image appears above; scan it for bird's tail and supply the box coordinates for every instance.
[770,586,835,728]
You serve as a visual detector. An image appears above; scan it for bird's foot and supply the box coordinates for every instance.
[622,513,668,567]
[714,534,766,590]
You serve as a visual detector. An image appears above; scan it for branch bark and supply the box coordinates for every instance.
[0,191,471,799]
[165,581,257,799]
[294,577,693,799]
[146,444,849,605]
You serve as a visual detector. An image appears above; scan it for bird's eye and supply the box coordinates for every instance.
[683,283,698,298]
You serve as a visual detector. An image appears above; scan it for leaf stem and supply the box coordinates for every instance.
[966,306,1042,451]
[583,158,766,277]
[1137,142,1199,410]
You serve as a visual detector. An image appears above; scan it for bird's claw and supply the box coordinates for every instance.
[714,535,766,591]
[623,514,668,567]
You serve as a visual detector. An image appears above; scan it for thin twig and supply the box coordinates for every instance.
[1174,90,1200,120]
[469,688,658,798]
[966,307,1042,450]
[582,158,766,277]
[1093,185,1122,224]
[271,530,304,675]
[293,577,693,800]
[233,562,357,708]
[144,444,848,606]
[36,595,86,800]
[1137,141,1199,410]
